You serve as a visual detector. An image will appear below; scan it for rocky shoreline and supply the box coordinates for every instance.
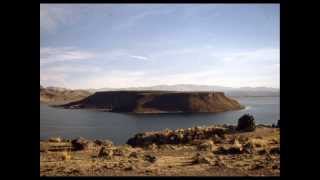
[40,115,280,176]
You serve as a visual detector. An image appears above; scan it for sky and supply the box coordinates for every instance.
[40,4,280,89]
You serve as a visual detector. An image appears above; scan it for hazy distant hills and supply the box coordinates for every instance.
[88,84,279,97]
[40,84,279,101]
[40,85,92,105]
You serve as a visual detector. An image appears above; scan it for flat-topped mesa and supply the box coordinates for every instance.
[60,91,244,113]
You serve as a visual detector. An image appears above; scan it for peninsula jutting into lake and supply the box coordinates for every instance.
[40,3,280,177]
[59,91,244,114]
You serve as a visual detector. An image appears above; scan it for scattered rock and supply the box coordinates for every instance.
[61,138,70,143]
[192,152,212,164]
[243,142,255,154]
[49,137,61,143]
[124,165,135,171]
[214,159,226,167]
[269,147,280,155]
[147,143,158,151]
[144,154,157,163]
[128,151,139,159]
[238,136,249,144]
[236,114,256,132]
[227,125,236,132]
[232,139,243,151]
[212,134,223,144]
[257,148,267,155]
[190,139,204,146]
[270,138,279,144]
[113,148,127,156]
[215,140,243,154]
[98,146,113,159]
[251,163,264,170]
[71,137,92,151]
[127,126,228,147]
[198,140,215,151]
[67,168,82,175]
[40,143,49,153]
[94,139,113,147]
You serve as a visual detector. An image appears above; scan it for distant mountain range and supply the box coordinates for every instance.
[41,84,279,98]
[87,84,279,97]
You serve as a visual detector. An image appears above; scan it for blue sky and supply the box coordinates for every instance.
[40,4,279,89]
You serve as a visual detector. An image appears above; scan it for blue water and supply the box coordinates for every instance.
[40,96,279,144]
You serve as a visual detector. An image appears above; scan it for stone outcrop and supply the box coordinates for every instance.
[98,146,114,159]
[127,126,229,147]
[94,139,113,147]
[71,137,93,151]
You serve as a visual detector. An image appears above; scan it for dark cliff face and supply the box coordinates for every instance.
[142,93,190,112]
[72,91,142,112]
[61,91,244,113]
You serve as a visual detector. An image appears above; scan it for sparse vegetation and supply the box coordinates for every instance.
[61,151,71,161]
[40,125,280,176]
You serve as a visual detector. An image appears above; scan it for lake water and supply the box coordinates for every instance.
[40,96,279,144]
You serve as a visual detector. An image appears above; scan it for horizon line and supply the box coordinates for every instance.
[40,83,280,90]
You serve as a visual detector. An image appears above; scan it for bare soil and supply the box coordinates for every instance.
[40,127,279,176]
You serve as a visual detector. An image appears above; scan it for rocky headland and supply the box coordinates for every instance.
[59,91,244,113]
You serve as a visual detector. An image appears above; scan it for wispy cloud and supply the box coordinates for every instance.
[219,48,279,63]
[40,46,279,89]
[40,70,68,88]
[40,4,69,32]
[40,47,96,65]
[129,55,149,60]
[112,7,176,30]
[66,70,147,89]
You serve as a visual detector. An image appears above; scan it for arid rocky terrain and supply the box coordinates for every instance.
[40,120,280,176]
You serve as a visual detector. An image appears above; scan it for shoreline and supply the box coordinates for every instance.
[48,104,246,114]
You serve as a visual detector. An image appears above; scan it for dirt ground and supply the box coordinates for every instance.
[40,127,280,176]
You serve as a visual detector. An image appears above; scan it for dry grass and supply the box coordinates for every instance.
[40,127,280,176]
[49,137,61,143]
[61,151,71,161]
[247,138,268,148]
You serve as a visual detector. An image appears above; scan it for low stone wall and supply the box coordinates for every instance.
[127,125,233,147]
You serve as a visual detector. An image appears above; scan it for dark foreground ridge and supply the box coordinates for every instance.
[59,91,244,113]
[40,116,280,176]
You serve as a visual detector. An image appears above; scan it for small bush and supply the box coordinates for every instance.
[236,114,256,132]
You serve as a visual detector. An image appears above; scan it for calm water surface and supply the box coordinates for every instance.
[40,96,279,144]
